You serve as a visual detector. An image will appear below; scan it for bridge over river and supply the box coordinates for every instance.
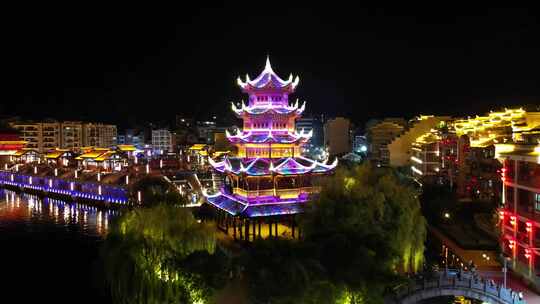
[387,270,526,304]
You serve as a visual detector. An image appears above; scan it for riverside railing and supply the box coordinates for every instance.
[0,171,129,205]
[394,270,526,304]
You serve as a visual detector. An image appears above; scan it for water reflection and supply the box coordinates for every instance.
[0,189,118,237]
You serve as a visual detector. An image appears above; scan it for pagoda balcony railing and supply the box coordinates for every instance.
[234,188,274,198]
[233,186,321,199]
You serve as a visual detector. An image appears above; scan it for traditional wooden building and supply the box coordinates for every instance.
[205,57,337,240]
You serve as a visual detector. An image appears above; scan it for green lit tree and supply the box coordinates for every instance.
[301,163,427,302]
[101,204,222,304]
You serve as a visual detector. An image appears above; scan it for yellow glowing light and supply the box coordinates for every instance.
[494,144,515,159]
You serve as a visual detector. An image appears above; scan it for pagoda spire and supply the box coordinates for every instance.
[264,55,273,73]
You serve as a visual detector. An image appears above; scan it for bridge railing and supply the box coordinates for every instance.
[393,270,526,304]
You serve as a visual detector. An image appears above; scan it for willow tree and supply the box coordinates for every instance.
[101,204,218,304]
[301,163,427,302]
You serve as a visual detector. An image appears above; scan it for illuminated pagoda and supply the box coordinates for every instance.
[205,57,337,240]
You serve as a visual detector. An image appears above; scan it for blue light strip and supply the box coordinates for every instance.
[0,174,129,205]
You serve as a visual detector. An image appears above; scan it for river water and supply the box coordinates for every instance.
[0,189,116,303]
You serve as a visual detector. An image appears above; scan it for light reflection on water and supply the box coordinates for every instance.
[0,188,117,303]
[0,188,119,238]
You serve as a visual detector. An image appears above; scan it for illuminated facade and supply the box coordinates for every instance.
[0,132,26,165]
[451,108,540,200]
[410,130,441,182]
[496,143,540,286]
[205,58,337,239]
[11,121,117,152]
[454,108,540,148]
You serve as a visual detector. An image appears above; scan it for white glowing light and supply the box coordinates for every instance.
[411,166,423,175]
[410,156,423,164]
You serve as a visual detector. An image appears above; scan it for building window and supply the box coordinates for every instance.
[535,193,540,212]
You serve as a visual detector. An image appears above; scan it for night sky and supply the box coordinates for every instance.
[4,5,540,129]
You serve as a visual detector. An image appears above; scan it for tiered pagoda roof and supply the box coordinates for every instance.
[232,100,306,116]
[209,156,337,176]
[225,129,313,144]
[237,57,299,93]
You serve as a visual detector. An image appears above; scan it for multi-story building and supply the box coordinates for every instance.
[11,121,117,152]
[452,108,540,201]
[496,142,540,287]
[12,122,42,150]
[60,122,83,149]
[41,122,61,151]
[454,108,540,147]
[387,116,450,168]
[11,122,60,152]
[366,118,407,166]
[410,131,441,182]
[296,116,324,148]
[368,116,448,167]
[83,123,117,148]
[151,129,174,154]
[324,117,351,157]
[117,129,145,148]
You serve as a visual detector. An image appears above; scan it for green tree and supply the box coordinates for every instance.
[101,204,221,304]
[239,238,330,304]
[301,163,427,302]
